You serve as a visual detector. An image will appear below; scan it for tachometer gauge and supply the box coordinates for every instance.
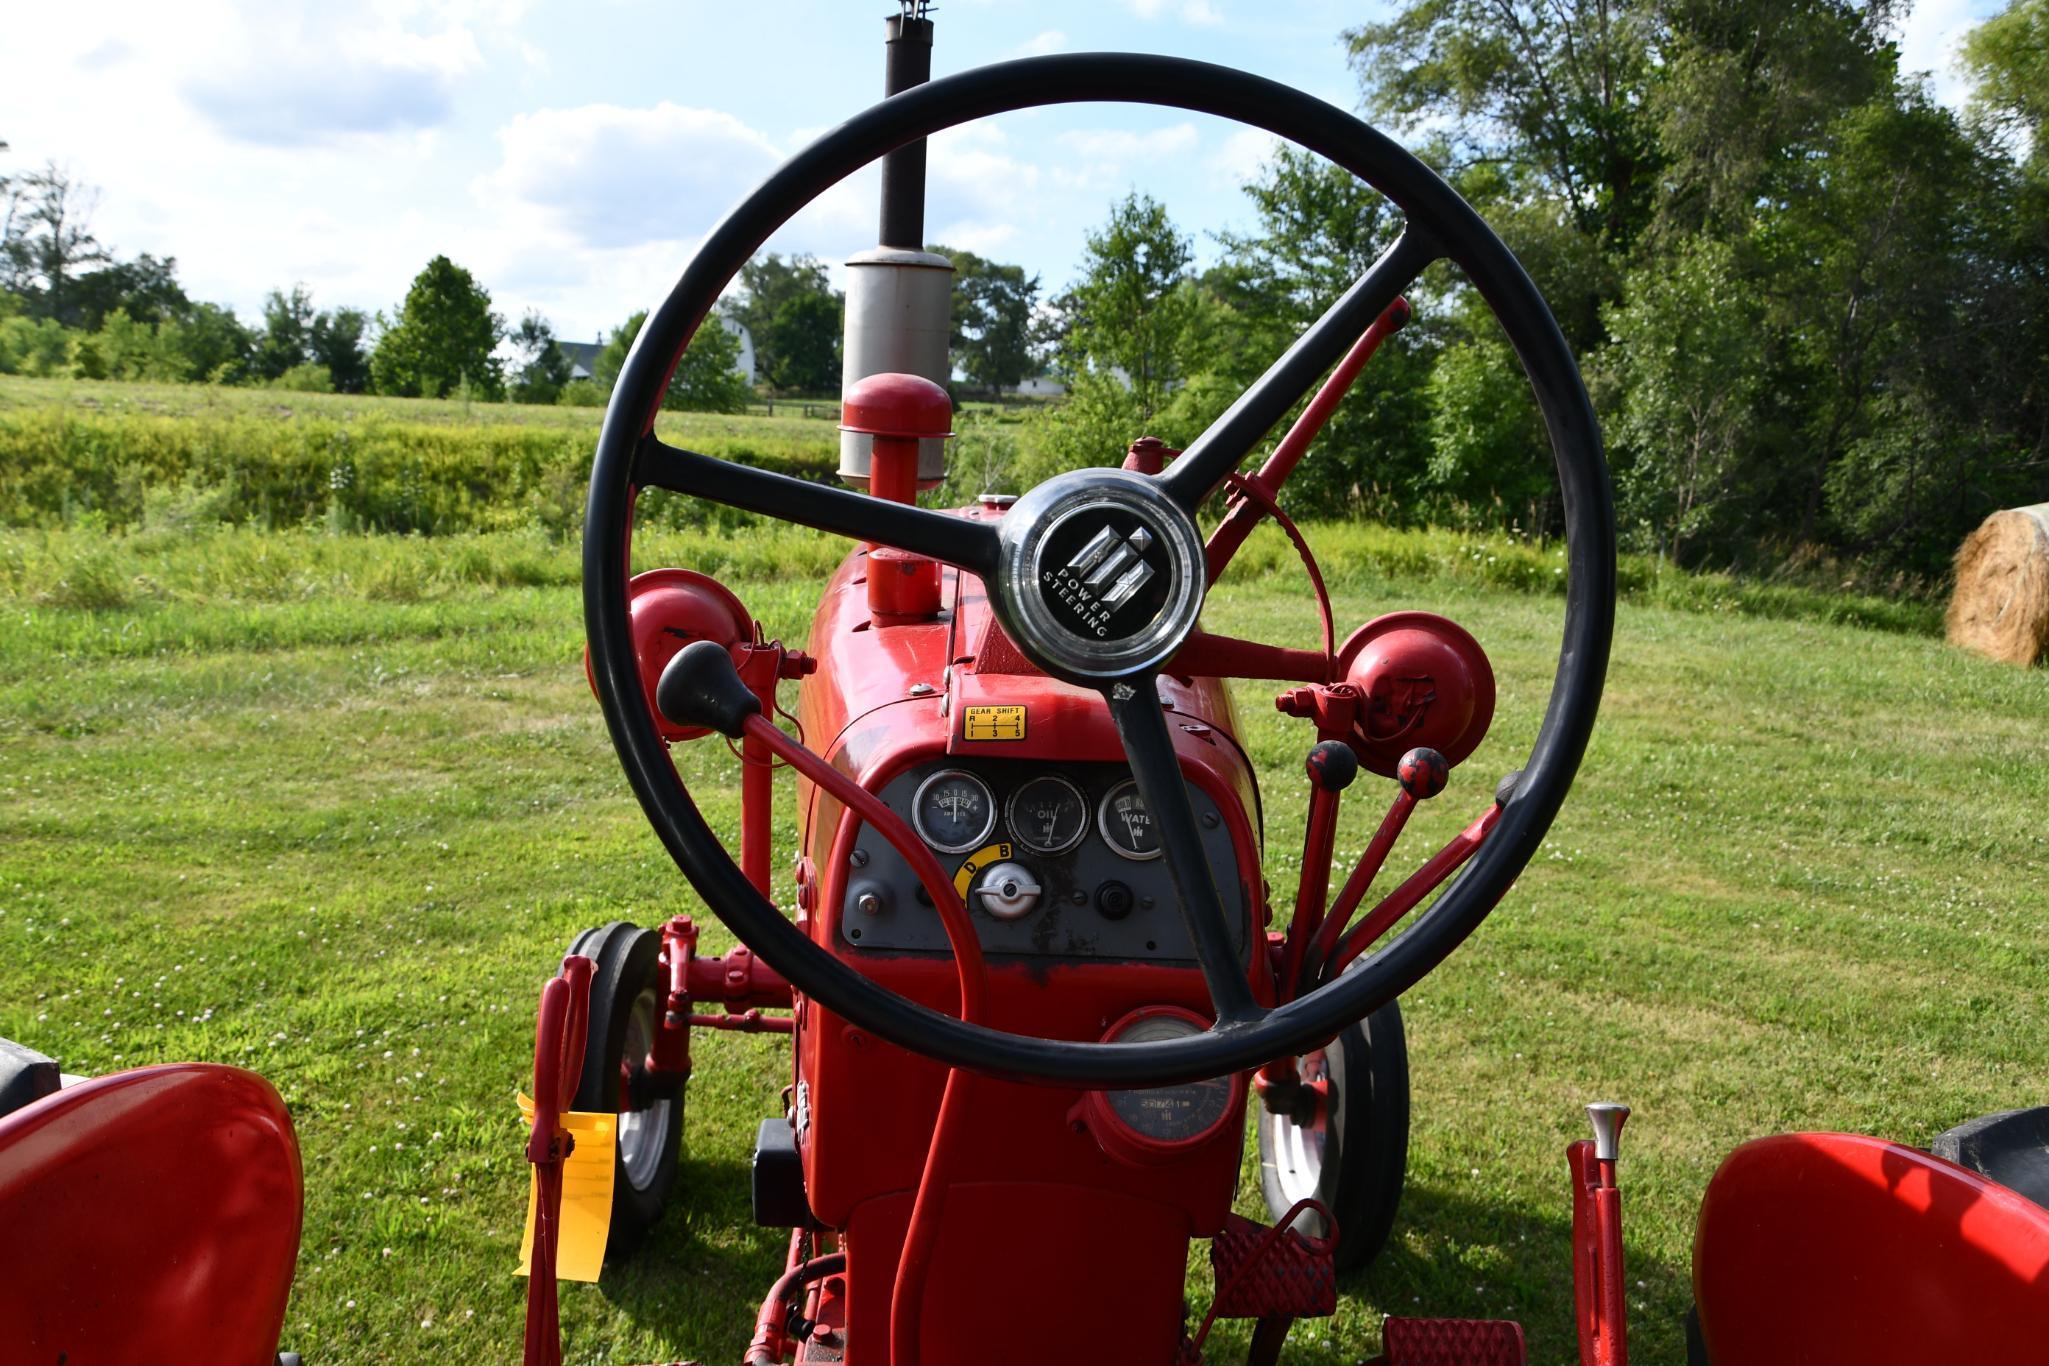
[1006,775,1088,855]
[911,769,996,854]
[1096,779,1162,860]
[1081,1007,1245,1165]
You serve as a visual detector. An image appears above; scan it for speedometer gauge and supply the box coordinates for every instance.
[911,769,996,854]
[1096,779,1162,860]
[1006,775,1088,855]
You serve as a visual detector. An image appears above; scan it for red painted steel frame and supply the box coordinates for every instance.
[786,543,1264,1364]
[0,1063,303,1365]
[1205,296,1411,584]
[734,709,992,1366]
[524,953,593,1366]
[610,311,1496,1362]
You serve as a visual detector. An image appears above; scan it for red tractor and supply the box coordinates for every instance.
[5,31,2049,1366]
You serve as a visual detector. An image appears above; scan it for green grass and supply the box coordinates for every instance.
[1,517,2039,1364]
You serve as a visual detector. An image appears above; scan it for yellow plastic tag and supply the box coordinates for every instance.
[953,842,1015,897]
[962,704,1026,741]
[515,1092,617,1283]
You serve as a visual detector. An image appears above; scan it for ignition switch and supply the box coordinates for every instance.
[972,862,1041,921]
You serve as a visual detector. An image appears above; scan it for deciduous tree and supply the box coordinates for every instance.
[508,310,570,405]
[1,163,111,325]
[369,256,502,399]
[255,285,317,382]
[310,308,370,394]
[1059,192,1192,423]
[937,246,1039,394]
[595,309,751,413]
[731,253,841,395]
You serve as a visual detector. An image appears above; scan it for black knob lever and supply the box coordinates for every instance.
[655,640,762,738]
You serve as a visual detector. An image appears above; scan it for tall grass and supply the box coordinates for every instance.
[0,377,843,535]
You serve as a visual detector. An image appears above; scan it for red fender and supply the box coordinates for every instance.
[0,1063,303,1365]
[1693,1131,2049,1363]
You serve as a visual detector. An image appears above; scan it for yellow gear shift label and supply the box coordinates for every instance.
[516,1092,616,1284]
[953,842,1015,897]
[962,704,1026,741]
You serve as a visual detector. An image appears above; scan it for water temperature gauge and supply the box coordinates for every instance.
[1097,779,1162,861]
[1005,775,1088,855]
[911,769,996,854]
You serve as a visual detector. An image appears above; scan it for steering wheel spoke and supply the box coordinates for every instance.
[1160,228,1441,511]
[1106,674,1265,1028]
[634,436,1000,576]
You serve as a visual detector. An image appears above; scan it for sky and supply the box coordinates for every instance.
[0,0,2006,345]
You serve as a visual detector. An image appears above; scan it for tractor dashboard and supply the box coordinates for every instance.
[837,756,1252,963]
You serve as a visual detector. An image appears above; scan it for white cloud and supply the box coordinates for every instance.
[1049,122,1204,191]
[1895,0,1988,111]
[477,103,783,249]
[1015,30,1067,56]
[932,221,1021,256]
[1211,128,1277,184]
[179,4,487,145]
[1057,123,1201,162]
[1123,0,1224,24]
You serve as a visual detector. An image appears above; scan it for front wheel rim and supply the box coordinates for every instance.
[616,988,672,1191]
[1266,1045,1343,1238]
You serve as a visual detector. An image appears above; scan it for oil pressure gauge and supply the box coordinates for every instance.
[911,769,996,854]
[1006,774,1088,855]
[1096,779,1162,860]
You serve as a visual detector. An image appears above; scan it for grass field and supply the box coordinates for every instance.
[1,508,2040,1364]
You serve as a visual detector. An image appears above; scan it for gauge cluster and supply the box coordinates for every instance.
[839,759,1250,962]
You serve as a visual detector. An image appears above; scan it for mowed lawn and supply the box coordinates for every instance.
[2,527,2044,1364]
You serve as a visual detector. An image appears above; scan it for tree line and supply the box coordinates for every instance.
[9,0,2043,583]
[1035,0,2048,582]
[0,154,1047,412]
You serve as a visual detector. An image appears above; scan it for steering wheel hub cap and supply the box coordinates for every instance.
[995,469,1206,681]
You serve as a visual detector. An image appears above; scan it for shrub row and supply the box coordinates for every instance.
[0,405,840,534]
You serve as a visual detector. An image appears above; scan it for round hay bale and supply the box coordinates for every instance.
[1947,503,2049,666]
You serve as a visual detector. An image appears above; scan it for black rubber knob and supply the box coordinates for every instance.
[1095,880,1134,920]
[1495,769,1523,807]
[1397,746,1449,799]
[655,640,761,738]
[1305,740,1359,793]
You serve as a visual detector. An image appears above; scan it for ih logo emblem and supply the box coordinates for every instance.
[1046,523,1156,638]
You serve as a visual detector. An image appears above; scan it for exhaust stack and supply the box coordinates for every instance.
[839,5,953,492]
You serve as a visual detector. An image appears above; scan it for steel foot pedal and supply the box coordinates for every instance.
[1373,1316,1527,1365]
[1208,1212,1337,1319]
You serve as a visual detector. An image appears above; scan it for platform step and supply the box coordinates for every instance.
[1373,1316,1527,1366]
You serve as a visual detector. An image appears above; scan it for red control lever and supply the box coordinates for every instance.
[1571,1102,1632,1366]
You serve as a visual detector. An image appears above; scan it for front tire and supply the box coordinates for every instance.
[1257,998,1409,1271]
[567,921,684,1258]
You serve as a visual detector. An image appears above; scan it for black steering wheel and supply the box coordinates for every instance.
[584,53,1615,1088]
